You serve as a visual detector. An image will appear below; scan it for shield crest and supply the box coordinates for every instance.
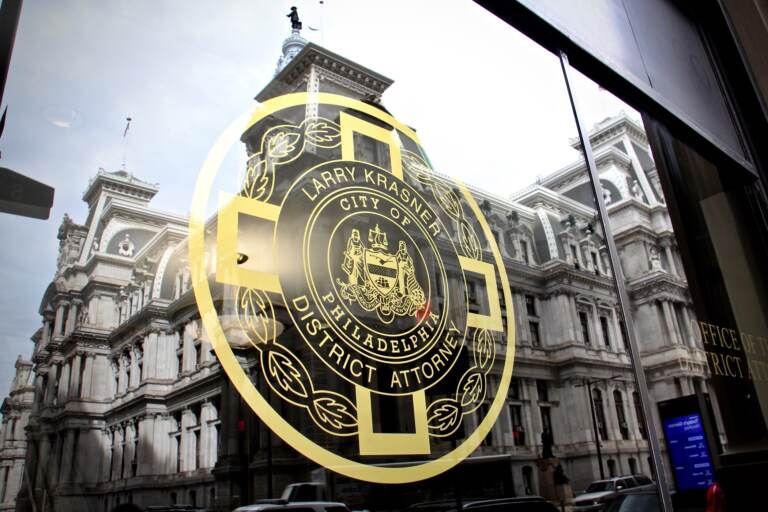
[364,249,398,295]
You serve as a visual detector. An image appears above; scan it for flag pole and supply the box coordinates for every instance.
[121,116,131,171]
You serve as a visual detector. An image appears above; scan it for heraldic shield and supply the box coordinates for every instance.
[189,93,516,483]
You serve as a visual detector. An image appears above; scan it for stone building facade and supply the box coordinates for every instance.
[3,32,716,512]
[0,358,34,511]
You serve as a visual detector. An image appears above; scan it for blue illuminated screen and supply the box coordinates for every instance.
[662,413,714,491]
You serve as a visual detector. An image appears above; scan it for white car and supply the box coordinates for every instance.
[573,475,653,511]
[233,501,350,512]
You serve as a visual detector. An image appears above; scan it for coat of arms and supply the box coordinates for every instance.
[336,224,426,323]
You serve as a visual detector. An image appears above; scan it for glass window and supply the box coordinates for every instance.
[525,295,537,316]
[579,311,592,345]
[0,3,708,511]
[593,388,608,441]
[600,316,611,347]
[509,378,521,400]
[614,390,629,440]
[509,405,525,447]
[537,380,549,402]
[529,321,541,347]
[569,60,768,509]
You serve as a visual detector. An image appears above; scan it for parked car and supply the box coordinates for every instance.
[145,505,211,512]
[457,497,559,512]
[233,500,350,512]
[603,487,662,512]
[407,496,558,512]
[573,475,654,511]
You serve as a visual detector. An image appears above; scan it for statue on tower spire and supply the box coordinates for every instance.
[275,6,308,75]
[287,7,302,31]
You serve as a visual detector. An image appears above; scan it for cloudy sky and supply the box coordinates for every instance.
[0,0,635,393]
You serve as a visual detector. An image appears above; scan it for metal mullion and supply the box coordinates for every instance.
[558,50,674,512]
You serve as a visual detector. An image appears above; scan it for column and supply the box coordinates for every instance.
[53,303,65,336]
[143,332,158,380]
[100,429,113,483]
[0,466,6,502]
[196,321,211,365]
[76,428,101,484]
[58,362,71,404]
[35,435,50,491]
[680,307,696,347]
[122,422,134,479]
[108,358,118,398]
[81,354,94,398]
[117,353,128,394]
[32,375,44,414]
[528,379,542,440]
[111,427,123,481]
[181,408,196,471]
[137,416,155,476]
[663,245,678,276]
[45,365,58,405]
[152,414,171,474]
[66,301,79,334]
[41,319,51,346]
[68,353,82,399]
[182,324,195,373]
[129,344,140,388]
[5,463,22,505]
[610,308,623,352]
[59,429,76,483]
[591,304,603,348]
[556,294,575,342]
[568,295,581,343]
[662,301,682,345]
[155,331,178,379]
[200,402,217,468]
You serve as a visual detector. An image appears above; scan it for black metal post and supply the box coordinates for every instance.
[559,50,674,512]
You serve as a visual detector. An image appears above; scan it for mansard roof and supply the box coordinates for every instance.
[82,169,159,207]
[256,42,394,102]
[568,111,648,151]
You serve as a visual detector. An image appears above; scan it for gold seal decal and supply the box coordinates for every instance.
[189,93,515,483]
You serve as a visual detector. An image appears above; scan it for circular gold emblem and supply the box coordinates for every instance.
[190,93,515,483]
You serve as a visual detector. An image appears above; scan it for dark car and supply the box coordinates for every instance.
[145,505,212,512]
[408,497,558,512]
[603,487,662,512]
[233,500,350,512]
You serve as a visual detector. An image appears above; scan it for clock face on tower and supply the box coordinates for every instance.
[189,93,516,483]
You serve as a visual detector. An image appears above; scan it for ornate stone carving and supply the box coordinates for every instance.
[118,234,135,257]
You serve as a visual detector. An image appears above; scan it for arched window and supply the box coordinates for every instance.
[614,390,629,439]
[593,388,608,440]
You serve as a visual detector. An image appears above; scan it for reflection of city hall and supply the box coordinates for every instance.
[2,35,717,511]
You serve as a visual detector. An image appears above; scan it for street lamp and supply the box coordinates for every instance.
[576,375,622,480]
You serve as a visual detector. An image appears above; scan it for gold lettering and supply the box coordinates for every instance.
[350,358,363,377]
[292,295,309,312]
[329,343,345,364]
